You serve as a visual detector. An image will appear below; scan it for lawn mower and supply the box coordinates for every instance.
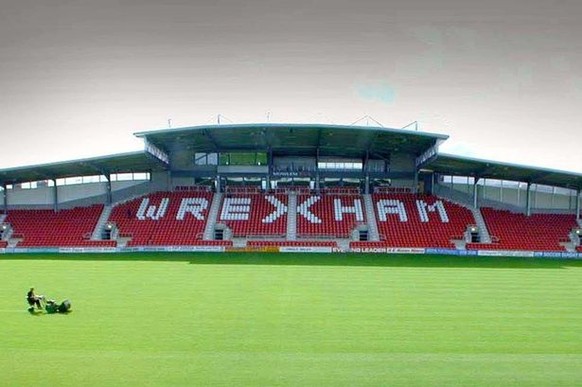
[27,295,72,314]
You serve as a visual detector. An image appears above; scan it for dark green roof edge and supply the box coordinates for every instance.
[0,151,147,174]
[436,153,582,178]
[134,123,450,140]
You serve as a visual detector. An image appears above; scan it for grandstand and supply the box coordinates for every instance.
[0,123,581,256]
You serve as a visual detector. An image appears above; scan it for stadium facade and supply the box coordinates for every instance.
[0,123,581,258]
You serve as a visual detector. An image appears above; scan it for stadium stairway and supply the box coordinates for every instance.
[0,214,6,224]
[286,193,297,240]
[203,192,223,240]
[436,195,492,245]
[470,207,492,244]
[336,238,351,251]
[578,218,582,229]
[91,205,113,240]
[362,194,380,241]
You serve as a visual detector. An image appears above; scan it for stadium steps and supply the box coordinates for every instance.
[578,218,582,229]
[362,194,380,241]
[232,238,247,248]
[439,195,492,244]
[286,193,297,240]
[471,208,492,244]
[91,205,113,240]
[563,226,581,252]
[7,235,21,248]
[2,225,14,241]
[336,239,350,251]
[203,192,222,240]
[0,214,6,224]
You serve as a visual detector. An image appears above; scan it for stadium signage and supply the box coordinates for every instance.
[279,246,333,253]
[135,196,452,225]
[477,250,534,257]
[350,247,426,254]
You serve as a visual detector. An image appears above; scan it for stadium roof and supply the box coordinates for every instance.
[426,153,582,190]
[0,151,168,185]
[0,124,580,191]
[134,123,448,159]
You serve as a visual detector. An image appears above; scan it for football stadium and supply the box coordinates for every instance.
[1,123,582,386]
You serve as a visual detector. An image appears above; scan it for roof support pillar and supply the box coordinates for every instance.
[364,175,370,195]
[267,147,273,190]
[473,178,480,209]
[105,174,112,205]
[315,147,320,193]
[2,185,7,213]
[52,179,59,212]
[576,189,580,221]
[526,182,532,216]
[364,150,370,195]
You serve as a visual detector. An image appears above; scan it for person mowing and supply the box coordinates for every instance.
[26,287,44,310]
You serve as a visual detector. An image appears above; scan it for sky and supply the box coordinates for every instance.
[1,0,581,173]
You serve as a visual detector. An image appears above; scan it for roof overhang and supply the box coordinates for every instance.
[425,153,582,190]
[134,123,449,159]
[0,151,168,185]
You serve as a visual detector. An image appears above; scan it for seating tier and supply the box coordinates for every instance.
[296,194,365,238]
[469,208,577,252]
[372,194,474,248]
[5,205,114,247]
[218,194,287,237]
[109,192,213,246]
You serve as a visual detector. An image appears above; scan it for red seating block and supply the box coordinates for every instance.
[110,191,213,246]
[5,204,113,247]
[469,208,577,252]
[372,194,474,248]
[218,194,287,237]
[296,194,365,238]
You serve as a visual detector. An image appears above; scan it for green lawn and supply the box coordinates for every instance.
[1,253,581,386]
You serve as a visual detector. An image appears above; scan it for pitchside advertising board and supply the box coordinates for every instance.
[4,246,581,257]
[135,195,452,224]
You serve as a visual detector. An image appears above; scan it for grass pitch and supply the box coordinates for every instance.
[1,253,582,386]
